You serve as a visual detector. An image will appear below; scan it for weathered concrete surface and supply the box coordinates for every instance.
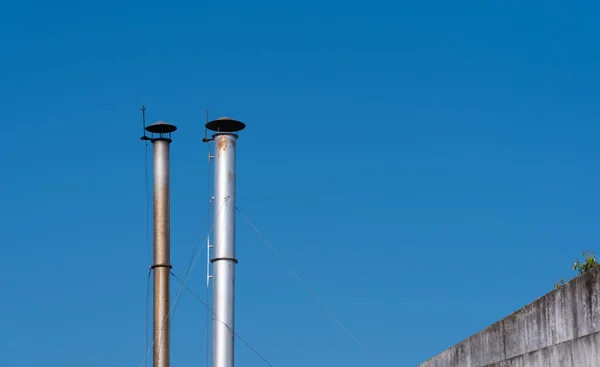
[485,331,600,367]
[418,266,600,367]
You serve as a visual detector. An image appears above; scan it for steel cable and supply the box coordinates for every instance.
[236,206,385,367]
[138,199,227,367]
[171,271,274,367]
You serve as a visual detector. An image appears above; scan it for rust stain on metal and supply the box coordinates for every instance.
[217,136,228,157]
[227,170,233,183]
[153,184,170,264]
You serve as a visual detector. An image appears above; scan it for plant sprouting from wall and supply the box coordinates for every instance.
[573,251,597,275]
[554,278,565,289]
[555,251,598,289]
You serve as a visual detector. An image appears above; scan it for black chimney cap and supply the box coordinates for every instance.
[146,120,177,134]
[205,117,245,132]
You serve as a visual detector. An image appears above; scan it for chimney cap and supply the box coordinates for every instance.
[146,120,177,134]
[206,117,246,132]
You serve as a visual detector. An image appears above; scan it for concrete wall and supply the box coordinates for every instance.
[486,331,600,367]
[418,266,600,367]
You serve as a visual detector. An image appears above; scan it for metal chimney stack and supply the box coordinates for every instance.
[206,117,246,367]
[145,120,177,367]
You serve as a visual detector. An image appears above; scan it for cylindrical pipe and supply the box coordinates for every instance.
[153,138,171,367]
[212,133,238,367]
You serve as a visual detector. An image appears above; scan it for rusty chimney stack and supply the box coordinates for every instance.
[145,120,177,367]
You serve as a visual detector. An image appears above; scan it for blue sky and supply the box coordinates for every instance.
[1,0,599,366]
